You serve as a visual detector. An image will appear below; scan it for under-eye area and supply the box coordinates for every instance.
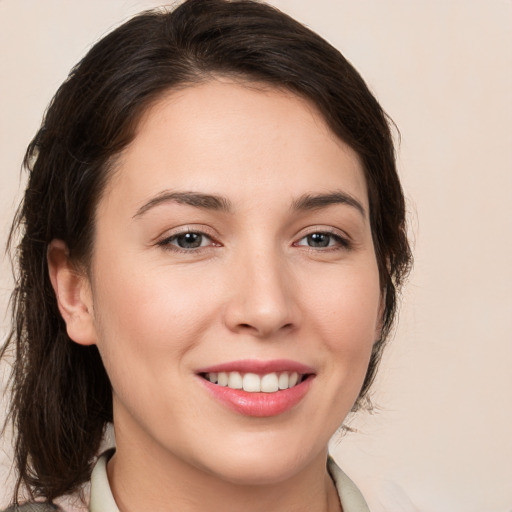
[199,371,314,393]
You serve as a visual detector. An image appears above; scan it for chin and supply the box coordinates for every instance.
[198,440,320,486]
[210,461,302,487]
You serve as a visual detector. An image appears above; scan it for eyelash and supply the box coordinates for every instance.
[294,231,351,251]
[157,229,351,253]
[157,230,219,253]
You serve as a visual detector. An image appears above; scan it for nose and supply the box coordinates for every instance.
[223,249,300,338]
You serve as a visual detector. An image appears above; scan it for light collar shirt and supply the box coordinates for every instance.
[89,450,370,512]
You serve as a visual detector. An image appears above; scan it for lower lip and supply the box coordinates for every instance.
[199,376,314,417]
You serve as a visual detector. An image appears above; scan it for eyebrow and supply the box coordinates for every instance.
[291,191,366,218]
[133,191,232,218]
[133,189,366,219]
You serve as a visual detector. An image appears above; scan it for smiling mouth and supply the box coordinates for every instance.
[197,362,315,416]
[199,371,310,393]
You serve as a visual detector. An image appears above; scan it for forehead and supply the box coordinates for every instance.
[103,79,368,214]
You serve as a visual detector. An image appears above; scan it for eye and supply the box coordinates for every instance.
[295,232,349,249]
[159,231,215,250]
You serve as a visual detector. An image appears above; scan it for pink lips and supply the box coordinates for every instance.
[197,359,315,375]
[196,359,315,417]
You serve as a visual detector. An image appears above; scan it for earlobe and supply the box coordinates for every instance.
[47,239,97,346]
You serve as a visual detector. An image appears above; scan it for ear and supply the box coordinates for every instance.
[47,239,97,346]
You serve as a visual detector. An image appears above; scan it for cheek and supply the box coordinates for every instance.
[303,260,381,377]
[89,260,220,384]
[309,260,381,334]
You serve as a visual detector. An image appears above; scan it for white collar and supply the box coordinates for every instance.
[327,456,371,512]
[89,450,370,512]
[89,449,119,512]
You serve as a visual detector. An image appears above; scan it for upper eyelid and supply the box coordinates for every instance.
[294,225,351,241]
[163,231,213,242]
[156,225,218,242]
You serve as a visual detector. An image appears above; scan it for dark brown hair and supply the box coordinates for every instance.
[2,0,411,502]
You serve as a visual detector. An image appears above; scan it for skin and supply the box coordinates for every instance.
[49,79,382,512]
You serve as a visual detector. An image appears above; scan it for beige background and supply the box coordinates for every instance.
[1,1,511,511]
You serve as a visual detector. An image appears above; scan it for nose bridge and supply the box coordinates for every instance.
[224,239,298,337]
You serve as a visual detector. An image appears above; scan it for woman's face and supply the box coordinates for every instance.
[84,79,381,484]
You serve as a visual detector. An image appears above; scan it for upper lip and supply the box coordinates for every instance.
[196,359,315,375]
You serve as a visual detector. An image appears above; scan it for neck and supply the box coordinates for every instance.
[108,429,341,512]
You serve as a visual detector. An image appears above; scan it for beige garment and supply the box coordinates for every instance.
[89,450,370,512]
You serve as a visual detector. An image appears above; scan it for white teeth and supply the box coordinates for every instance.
[278,372,289,390]
[217,372,228,386]
[228,371,243,389]
[243,373,261,392]
[205,371,305,393]
[261,373,279,393]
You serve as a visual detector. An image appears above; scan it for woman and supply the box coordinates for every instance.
[1,0,411,510]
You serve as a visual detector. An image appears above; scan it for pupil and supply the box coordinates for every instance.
[308,233,329,247]
[178,233,202,248]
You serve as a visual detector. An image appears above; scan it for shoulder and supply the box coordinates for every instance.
[2,504,62,512]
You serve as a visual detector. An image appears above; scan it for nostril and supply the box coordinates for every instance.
[237,322,294,333]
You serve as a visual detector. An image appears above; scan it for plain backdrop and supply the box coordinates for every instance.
[1,1,511,511]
